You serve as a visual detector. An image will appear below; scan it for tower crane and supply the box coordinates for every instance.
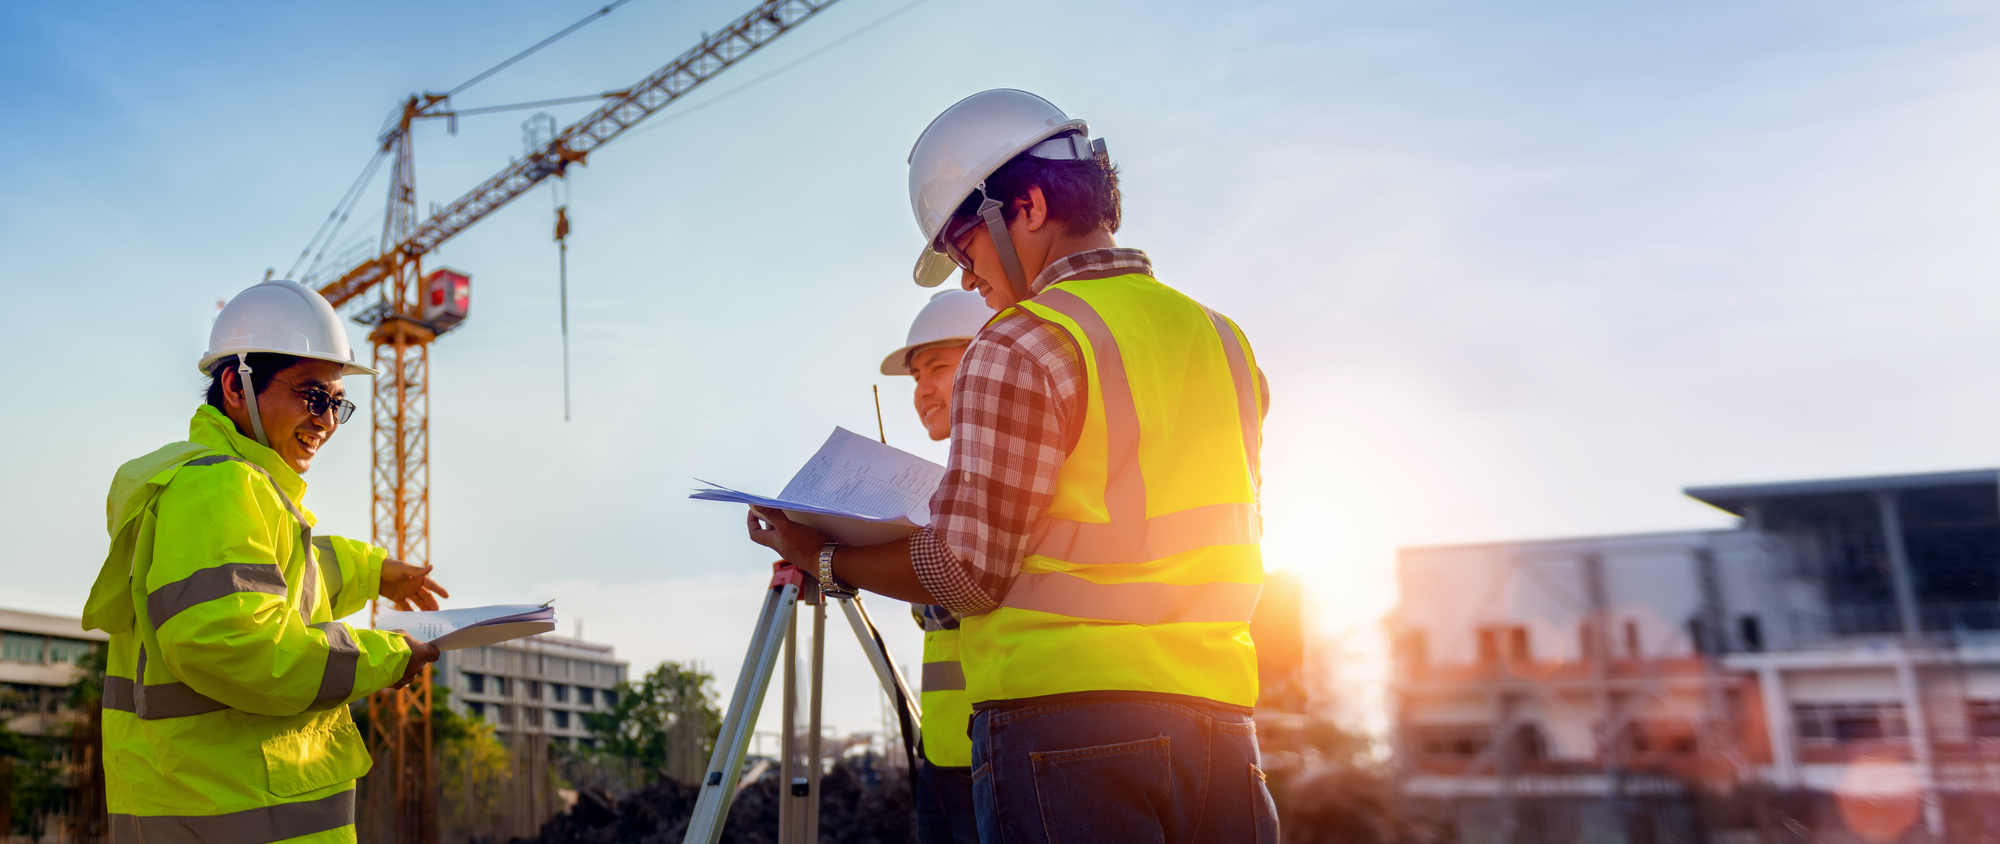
[296,1,841,839]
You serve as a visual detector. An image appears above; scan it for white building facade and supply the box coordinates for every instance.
[435,633,628,748]
[1392,469,2000,844]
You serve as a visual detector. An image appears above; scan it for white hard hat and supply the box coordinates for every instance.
[880,290,995,376]
[906,89,1104,289]
[199,279,377,377]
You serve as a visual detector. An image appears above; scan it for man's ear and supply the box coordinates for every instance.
[1014,185,1050,233]
[221,367,245,411]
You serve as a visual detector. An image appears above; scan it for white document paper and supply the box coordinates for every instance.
[375,604,556,651]
[690,427,945,546]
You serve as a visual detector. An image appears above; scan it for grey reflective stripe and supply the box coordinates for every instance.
[922,661,966,692]
[109,789,355,844]
[299,528,319,624]
[147,563,288,630]
[1034,289,1146,523]
[310,622,360,709]
[312,536,341,598]
[1003,571,1262,626]
[183,454,236,468]
[134,646,229,720]
[1029,502,1261,566]
[103,677,136,713]
[1205,307,1263,486]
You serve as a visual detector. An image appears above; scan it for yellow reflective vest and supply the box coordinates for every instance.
[83,405,412,844]
[959,272,1264,707]
[911,605,972,767]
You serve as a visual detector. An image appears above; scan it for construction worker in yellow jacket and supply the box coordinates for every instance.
[84,279,448,844]
[879,289,992,844]
[749,90,1277,842]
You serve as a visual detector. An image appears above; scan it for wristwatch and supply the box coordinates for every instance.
[818,543,851,598]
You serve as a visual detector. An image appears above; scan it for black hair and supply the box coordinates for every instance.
[951,132,1121,236]
[203,353,304,410]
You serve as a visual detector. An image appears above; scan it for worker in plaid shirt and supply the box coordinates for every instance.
[750,90,1276,843]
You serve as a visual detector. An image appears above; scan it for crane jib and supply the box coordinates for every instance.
[317,0,840,309]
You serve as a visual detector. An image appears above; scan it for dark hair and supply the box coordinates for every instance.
[204,353,303,410]
[952,132,1121,236]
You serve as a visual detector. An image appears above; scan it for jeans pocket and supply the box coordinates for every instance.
[1249,764,1279,844]
[1030,736,1171,844]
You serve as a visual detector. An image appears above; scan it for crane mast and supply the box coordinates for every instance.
[311,2,842,840]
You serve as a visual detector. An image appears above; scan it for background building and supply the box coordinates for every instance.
[1391,468,2000,843]
[1,607,106,738]
[434,632,627,748]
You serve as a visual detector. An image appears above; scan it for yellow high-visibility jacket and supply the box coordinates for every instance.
[83,405,412,844]
[960,272,1265,708]
[911,604,972,768]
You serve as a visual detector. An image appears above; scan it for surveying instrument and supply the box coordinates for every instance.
[680,562,924,844]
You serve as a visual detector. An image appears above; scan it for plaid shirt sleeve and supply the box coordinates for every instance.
[909,311,1083,616]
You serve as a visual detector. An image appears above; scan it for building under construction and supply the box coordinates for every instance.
[1392,468,2000,843]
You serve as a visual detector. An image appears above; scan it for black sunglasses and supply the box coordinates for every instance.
[281,382,356,424]
[935,214,984,273]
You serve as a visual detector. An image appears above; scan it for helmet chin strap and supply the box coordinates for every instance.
[235,354,271,448]
[973,182,1030,299]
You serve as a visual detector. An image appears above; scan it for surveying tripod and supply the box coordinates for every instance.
[681,563,924,844]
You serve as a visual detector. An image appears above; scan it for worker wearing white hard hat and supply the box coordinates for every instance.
[881,289,992,844]
[85,279,448,842]
[748,89,1276,842]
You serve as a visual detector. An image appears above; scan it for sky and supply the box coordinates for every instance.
[3,0,1999,736]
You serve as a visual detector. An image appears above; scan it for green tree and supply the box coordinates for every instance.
[581,661,720,783]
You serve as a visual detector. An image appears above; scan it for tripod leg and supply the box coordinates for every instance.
[836,595,924,769]
[682,580,800,844]
[779,600,800,843]
[806,597,826,843]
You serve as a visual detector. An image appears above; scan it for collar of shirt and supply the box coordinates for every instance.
[1029,247,1154,294]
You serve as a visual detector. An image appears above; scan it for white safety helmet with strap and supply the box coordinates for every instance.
[879,289,996,376]
[907,89,1108,290]
[199,279,377,447]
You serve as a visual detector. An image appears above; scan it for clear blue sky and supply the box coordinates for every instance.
[4,0,1997,733]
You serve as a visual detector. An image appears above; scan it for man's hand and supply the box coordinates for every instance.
[381,559,449,611]
[391,632,440,690]
[747,507,829,570]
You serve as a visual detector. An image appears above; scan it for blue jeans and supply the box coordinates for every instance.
[970,696,1279,844]
[914,757,980,844]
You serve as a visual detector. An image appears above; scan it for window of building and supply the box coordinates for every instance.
[579,687,595,706]
[467,701,485,719]
[1969,700,2000,739]
[1412,725,1491,758]
[1627,721,1699,755]
[1476,629,1499,666]
[553,684,569,703]
[526,707,543,728]
[1796,702,1908,744]
[493,676,510,697]
[603,689,617,707]
[1625,620,1642,659]
[1739,615,1764,652]
[1,632,43,663]
[554,710,570,729]
[1507,627,1530,662]
[465,672,485,694]
[493,704,511,726]
[47,637,95,665]
[526,680,543,701]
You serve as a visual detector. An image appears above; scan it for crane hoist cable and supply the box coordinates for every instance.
[287,148,389,280]
[443,0,635,100]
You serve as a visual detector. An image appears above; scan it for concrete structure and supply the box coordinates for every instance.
[1391,468,2000,843]
[0,607,107,737]
[434,633,628,748]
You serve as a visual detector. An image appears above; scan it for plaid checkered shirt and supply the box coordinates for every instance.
[908,247,1267,616]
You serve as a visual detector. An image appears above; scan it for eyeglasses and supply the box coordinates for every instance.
[934,214,984,273]
[281,382,356,424]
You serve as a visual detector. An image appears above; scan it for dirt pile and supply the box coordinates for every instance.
[517,763,914,844]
